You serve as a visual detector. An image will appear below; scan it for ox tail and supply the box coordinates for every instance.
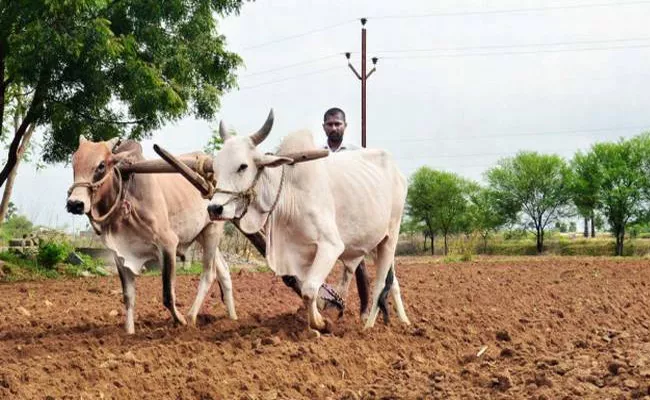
[377,264,394,324]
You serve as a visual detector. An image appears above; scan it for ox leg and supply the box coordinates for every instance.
[160,244,187,327]
[214,250,237,319]
[301,242,344,333]
[390,270,410,324]
[187,243,236,324]
[364,236,409,330]
[115,257,136,335]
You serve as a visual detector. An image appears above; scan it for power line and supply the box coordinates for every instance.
[240,54,341,77]
[237,2,650,52]
[237,66,342,91]
[380,43,650,59]
[239,37,650,78]
[241,20,356,51]
[393,147,584,161]
[374,125,650,144]
[370,1,650,20]
[367,37,650,55]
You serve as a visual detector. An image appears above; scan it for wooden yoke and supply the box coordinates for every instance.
[122,145,331,199]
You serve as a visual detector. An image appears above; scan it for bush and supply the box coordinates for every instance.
[37,240,73,269]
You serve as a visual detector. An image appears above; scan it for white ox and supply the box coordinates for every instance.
[205,110,409,332]
[66,137,236,334]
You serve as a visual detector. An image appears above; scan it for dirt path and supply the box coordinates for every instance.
[1,256,649,399]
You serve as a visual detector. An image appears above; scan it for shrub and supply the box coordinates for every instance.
[37,240,73,269]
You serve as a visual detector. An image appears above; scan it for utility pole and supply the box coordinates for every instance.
[345,18,377,148]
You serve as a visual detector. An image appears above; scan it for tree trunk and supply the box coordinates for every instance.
[536,227,544,254]
[430,233,435,255]
[443,233,448,256]
[590,214,596,238]
[583,216,589,238]
[0,75,47,188]
[615,228,625,256]
[483,233,489,254]
[0,41,6,145]
[0,124,35,223]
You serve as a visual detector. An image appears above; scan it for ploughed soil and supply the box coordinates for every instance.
[1,256,649,400]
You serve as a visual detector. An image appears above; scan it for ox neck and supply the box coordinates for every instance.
[255,166,283,213]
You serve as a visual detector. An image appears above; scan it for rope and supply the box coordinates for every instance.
[67,166,126,229]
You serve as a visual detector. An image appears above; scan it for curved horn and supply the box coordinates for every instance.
[249,109,274,146]
[219,120,231,141]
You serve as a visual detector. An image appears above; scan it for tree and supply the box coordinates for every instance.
[468,188,508,252]
[592,135,650,256]
[5,201,16,221]
[0,84,37,222]
[0,0,245,191]
[486,152,572,254]
[568,150,601,238]
[407,167,472,255]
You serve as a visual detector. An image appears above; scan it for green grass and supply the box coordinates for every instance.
[0,249,109,282]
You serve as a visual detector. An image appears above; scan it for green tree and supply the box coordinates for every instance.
[592,135,650,256]
[407,167,472,255]
[487,152,572,254]
[468,188,508,253]
[0,212,33,241]
[568,150,601,238]
[5,201,16,221]
[0,0,245,190]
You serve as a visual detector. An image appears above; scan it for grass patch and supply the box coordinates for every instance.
[0,249,109,282]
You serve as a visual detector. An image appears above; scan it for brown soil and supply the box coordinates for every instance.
[1,256,649,400]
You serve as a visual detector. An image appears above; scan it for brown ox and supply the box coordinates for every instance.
[66,136,236,334]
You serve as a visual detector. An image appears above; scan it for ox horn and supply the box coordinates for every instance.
[219,120,232,141]
[249,109,274,146]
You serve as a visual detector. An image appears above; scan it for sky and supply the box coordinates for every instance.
[6,0,650,231]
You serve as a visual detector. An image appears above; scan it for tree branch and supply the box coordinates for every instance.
[0,76,48,188]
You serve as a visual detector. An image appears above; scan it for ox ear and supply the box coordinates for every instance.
[255,154,293,168]
[79,135,88,144]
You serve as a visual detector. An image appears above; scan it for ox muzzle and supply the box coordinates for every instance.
[66,199,86,215]
[207,204,224,220]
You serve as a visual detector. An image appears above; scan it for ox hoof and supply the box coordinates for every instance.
[310,317,333,334]
[322,317,334,334]
[360,311,369,323]
[174,315,188,327]
[308,329,321,339]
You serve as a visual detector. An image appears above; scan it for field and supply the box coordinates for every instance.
[1,256,649,399]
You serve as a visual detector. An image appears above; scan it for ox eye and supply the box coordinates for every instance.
[96,161,106,172]
[237,163,248,173]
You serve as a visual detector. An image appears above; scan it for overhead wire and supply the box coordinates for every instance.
[238,1,650,51]
[369,1,650,20]
[374,125,650,144]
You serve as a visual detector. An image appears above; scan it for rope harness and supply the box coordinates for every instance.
[212,165,285,220]
[67,166,126,228]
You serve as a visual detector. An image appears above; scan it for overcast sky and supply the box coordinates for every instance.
[7,0,650,231]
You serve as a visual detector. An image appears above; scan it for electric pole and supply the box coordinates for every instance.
[345,18,377,148]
